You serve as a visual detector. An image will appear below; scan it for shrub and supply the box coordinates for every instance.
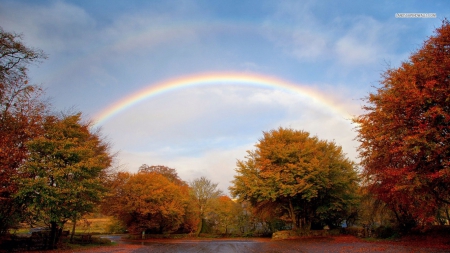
[91,237,112,245]
[375,226,396,239]
[342,227,364,237]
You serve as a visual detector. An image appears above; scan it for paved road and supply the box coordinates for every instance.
[79,235,450,253]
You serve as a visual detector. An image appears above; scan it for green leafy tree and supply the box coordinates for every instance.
[0,27,47,235]
[230,127,359,230]
[354,20,450,230]
[16,113,112,249]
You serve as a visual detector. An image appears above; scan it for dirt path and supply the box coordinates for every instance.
[65,235,450,253]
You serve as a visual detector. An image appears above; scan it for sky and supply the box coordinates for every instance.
[1,0,448,193]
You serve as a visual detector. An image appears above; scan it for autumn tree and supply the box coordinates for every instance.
[16,113,112,249]
[138,164,187,186]
[230,127,359,231]
[106,171,189,234]
[0,27,47,235]
[137,165,198,233]
[354,20,450,230]
[211,196,241,235]
[189,177,223,235]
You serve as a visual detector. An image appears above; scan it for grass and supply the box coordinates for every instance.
[10,216,116,235]
[66,217,113,234]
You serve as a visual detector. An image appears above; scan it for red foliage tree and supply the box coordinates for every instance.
[0,27,47,234]
[354,20,450,229]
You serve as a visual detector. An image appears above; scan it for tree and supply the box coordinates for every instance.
[138,164,186,186]
[0,27,47,235]
[106,171,189,234]
[354,20,450,230]
[137,165,197,233]
[212,196,241,235]
[230,127,359,230]
[16,113,112,249]
[189,177,223,235]
[0,27,45,82]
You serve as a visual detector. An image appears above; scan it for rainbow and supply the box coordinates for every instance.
[93,72,353,127]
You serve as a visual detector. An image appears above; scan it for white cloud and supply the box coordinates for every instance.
[334,16,392,66]
[291,30,328,59]
[262,2,405,68]
[0,1,96,52]
[262,20,330,62]
[261,0,331,62]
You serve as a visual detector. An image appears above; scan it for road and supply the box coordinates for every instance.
[70,235,450,253]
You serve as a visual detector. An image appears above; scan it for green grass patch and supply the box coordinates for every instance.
[66,218,113,234]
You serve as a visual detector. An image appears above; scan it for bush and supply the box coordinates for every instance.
[342,227,364,237]
[91,237,112,245]
[375,226,396,239]
[328,229,341,236]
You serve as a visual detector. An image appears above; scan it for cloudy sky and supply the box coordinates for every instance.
[1,0,448,193]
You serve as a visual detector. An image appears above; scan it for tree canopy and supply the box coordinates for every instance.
[138,164,187,186]
[354,20,450,229]
[16,113,112,248]
[230,127,359,230]
[105,171,192,234]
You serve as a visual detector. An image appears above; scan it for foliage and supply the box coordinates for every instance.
[354,20,450,230]
[435,203,450,225]
[137,165,198,233]
[15,113,112,248]
[230,127,360,230]
[356,187,396,228]
[189,176,223,235]
[106,218,127,234]
[374,225,396,239]
[0,27,47,235]
[105,171,190,234]
[138,164,187,186]
[209,196,242,235]
[342,227,365,237]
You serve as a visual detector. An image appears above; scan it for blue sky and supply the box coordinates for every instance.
[1,0,448,192]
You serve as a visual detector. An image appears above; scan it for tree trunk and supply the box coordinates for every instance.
[70,218,76,243]
[196,218,203,236]
[49,221,58,249]
[445,207,450,225]
[288,199,297,230]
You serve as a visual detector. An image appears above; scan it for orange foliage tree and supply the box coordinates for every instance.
[138,165,200,233]
[354,20,450,230]
[106,170,194,234]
